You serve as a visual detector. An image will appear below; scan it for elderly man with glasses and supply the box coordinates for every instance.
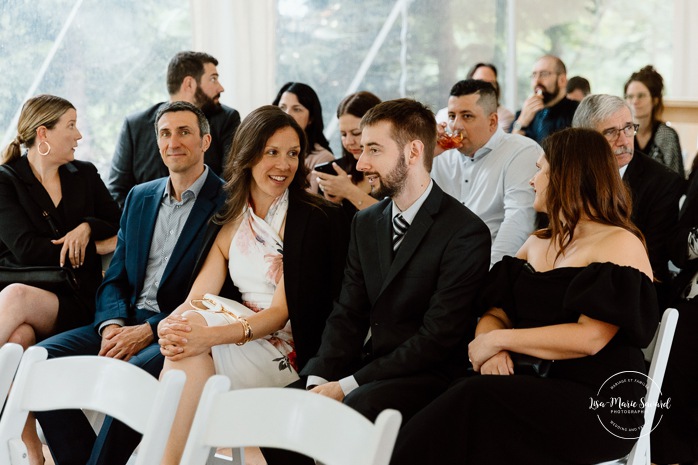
[573,94,684,307]
[512,54,579,144]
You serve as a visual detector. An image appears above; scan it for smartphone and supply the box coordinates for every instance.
[313,161,337,176]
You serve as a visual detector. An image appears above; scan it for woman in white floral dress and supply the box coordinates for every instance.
[157,105,349,465]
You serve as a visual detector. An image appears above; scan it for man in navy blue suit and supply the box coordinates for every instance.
[33,101,226,465]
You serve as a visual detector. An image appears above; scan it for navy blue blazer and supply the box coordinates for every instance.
[94,169,225,336]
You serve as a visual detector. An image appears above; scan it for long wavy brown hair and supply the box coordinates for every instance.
[534,128,645,258]
[214,105,325,225]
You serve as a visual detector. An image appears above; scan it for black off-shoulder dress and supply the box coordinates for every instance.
[390,256,659,465]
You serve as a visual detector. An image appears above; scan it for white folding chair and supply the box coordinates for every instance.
[596,307,679,465]
[0,346,186,465]
[0,343,23,412]
[181,376,402,465]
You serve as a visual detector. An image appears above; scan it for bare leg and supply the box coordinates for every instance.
[8,324,37,349]
[0,284,59,345]
[160,312,216,465]
[22,414,45,465]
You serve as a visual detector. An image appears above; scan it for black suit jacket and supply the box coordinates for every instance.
[302,183,491,384]
[192,190,350,371]
[94,170,225,337]
[0,156,121,315]
[623,150,684,300]
[107,102,241,207]
[668,173,698,302]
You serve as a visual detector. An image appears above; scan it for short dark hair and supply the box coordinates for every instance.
[166,51,218,95]
[449,79,498,115]
[360,98,437,171]
[566,76,591,96]
[272,82,332,153]
[154,101,211,137]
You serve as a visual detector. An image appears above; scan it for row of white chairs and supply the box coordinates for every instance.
[0,307,679,465]
[0,345,402,465]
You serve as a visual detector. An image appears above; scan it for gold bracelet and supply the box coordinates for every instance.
[236,318,253,345]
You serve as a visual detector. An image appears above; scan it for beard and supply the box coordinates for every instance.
[541,82,560,105]
[367,154,408,199]
[194,86,221,114]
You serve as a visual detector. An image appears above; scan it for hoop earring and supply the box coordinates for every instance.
[38,141,51,156]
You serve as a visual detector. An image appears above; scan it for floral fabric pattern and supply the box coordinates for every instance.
[229,190,296,371]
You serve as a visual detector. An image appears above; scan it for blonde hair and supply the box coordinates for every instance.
[1,94,74,164]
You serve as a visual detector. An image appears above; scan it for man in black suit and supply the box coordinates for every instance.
[263,98,491,465]
[108,50,240,207]
[573,94,684,306]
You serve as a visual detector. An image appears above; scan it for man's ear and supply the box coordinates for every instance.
[201,133,212,152]
[407,140,424,165]
[180,75,197,96]
[489,112,499,132]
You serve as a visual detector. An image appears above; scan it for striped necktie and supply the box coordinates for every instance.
[392,213,409,251]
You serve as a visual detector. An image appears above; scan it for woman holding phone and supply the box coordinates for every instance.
[314,91,381,216]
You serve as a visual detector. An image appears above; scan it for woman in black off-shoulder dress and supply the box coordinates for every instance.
[390,128,659,465]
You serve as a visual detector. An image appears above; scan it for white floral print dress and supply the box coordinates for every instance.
[195,190,299,389]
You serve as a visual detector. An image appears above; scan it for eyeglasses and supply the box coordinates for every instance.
[601,123,639,142]
[530,71,557,80]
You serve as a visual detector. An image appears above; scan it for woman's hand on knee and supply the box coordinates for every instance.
[158,314,191,339]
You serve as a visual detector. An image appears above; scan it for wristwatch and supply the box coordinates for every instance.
[513,121,526,132]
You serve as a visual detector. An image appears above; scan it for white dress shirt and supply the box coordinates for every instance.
[431,128,542,266]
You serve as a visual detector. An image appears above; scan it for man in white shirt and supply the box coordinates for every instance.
[432,79,542,266]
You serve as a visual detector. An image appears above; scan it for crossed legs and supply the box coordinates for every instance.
[159,311,215,465]
[0,284,60,348]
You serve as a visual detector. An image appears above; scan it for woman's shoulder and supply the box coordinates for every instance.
[586,225,652,278]
[516,233,548,260]
[62,159,100,177]
[655,121,679,136]
[215,217,243,256]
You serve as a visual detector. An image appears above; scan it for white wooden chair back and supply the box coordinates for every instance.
[0,347,186,465]
[181,376,402,465]
[0,343,22,412]
[596,307,679,465]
